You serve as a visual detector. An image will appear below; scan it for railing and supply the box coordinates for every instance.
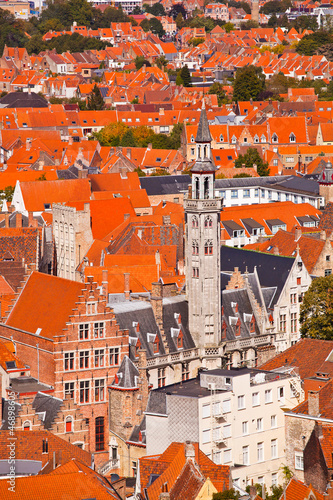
[144,348,200,368]
[98,459,119,475]
[225,335,271,352]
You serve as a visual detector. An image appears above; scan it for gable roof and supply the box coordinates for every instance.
[6,272,83,339]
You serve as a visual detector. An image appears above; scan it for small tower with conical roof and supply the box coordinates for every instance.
[319,159,333,205]
[184,101,222,349]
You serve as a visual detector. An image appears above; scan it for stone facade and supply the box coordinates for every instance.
[53,202,93,281]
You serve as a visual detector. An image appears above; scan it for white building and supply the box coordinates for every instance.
[145,367,301,491]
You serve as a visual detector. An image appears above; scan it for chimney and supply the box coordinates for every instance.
[102,269,108,299]
[162,215,171,225]
[185,441,196,461]
[28,211,34,227]
[124,213,130,222]
[253,163,257,172]
[4,213,9,228]
[126,148,131,160]
[26,138,31,151]
[78,170,88,179]
[294,226,302,241]
[124,273,130,300]
[273,246,279,255]
[159,107,165,116]
[68,136,73,145]
[16,212,22,228]
[151,282,163,328]
[320,230,326,241]
[147,143,152,151]
[308,390,320,417]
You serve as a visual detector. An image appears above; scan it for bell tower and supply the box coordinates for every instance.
[184,101,222,349]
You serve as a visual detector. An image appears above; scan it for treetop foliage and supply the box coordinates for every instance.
[300,274,333,340]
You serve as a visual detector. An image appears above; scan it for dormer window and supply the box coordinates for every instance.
[261,135,266,143]
[254,135,259,143]
[153,337,159,353]
[272,133,278,143]
[219,134,224,142]
[135,339,141,357]
[191,134,195,143]
[231,135,237,144]
[222,320,227,339]
[177,332,183,348]
[250,316,255,333]
[235,318,241,336]
[289,133,296,143]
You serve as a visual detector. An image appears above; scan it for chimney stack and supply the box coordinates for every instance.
[124,273,130,300]
[308,390,320,417]
[102,269,108,299]
[294,226,302,242]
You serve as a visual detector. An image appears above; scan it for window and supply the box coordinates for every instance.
[257,418,263,432]
[192,216,198,228]
[158,368,166,388]
[94,322,104,338]
[271,439,277,459]
[94,349,104,368]
[242,421,248,435]
[223,449,232,463]
[182,362,190,381]
[132,460,137,477]
[95,416,104,451]
[254,189,259,197]
[95,379,105,402]
[243,189,250,198]
[290,293,297,304]
[42,439,48,453]
[65,417,73,433]
[238,395,245,410]
[289,133,296,143]
[295,452,304,470]
[65,382,74,399]
[297,277,301,285]
[273,159,278,166]
[242,446,249,465]
[291,312,297,333]
[109,347,120,366]
[192,267,199,278]
[192,242,199,255]
[202,429,210,444]
[257,442,264,462]
[23,421,31,430]
[223,424,231,438]
[325,269,332,276]
[252,392,260,407]
[278,387,285,402]
[64,352,74,371]
[87,302,97,315]
[265,389,272,404]
[79,323,89,340]
[80,380,89,403]
[261,189,265,198]
[279,314,286,332]
[272,133,278,143]
[204,216,213,228]
[286,156,294,163]
[204,241,213,255]
[231,190,238,198]
[272,473,278,486]
[203,404,211,418]
[271,415,277,428]
[326,255,331,262]
[222,399,231,413]
[79,350,89,369]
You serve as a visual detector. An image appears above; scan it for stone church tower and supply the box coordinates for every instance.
[184,101,222,349]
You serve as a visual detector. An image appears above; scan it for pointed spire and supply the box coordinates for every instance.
[195,98,212,143]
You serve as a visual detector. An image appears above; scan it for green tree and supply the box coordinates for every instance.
[0,185,14,205]
[296,31,333,56]
[145,2,165,16]
[87,84,105,110]
[233,172,252,178]
[233,65,265,102]
[94,122,129,146]
[149,17,165,37]
[0,9,27,55]
[176,73,184,86]
[235,148,270,176]
[156,55,168,70]
[208,82,227,106]
[224,22,234,32]
[213,489,240,500]
[134,166,146,177]
[300,274,333,339]
[179,65,192,87]
[134,56,151,70]
[188,37,205,47]
[175,12,185,29]
[140,18,150,31]
[240,19,259,29]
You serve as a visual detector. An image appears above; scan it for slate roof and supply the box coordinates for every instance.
[222,288,260,341]
[162,295,195,352]
[110,355,139,389]
[139,175,191,196]
[221,246,294,308]
[110,300,166,359]
[0,92,48,108]
[32,392,62,430]
[128,415,146,446]
[195,103,212,143]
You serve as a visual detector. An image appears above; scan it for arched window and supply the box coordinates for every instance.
[204,177,209,199]
[23,421,31,431]
[66,416,73,433]
[204,240,213,255]
[195,177,200,199]
[204,216,213,228]
[192,216,198,228]
[192,241,199,255]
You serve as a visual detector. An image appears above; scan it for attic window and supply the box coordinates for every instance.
[71,121,76,124]
[83,120,87,123]
[290,133,296,143]
[216,156,220,161]
[5,361,16,370]
[177,332,183,348]
[220,135,224,142]
[93,120,96,123]
[153,337,159,354]
[29,156,33,160]
[156,158,162,162]
[44,203,51,210]
[227,155,233,160]
[22,122,27,127]
[155,118,159,122]
[272,133,278,143]
[136,118,140,122]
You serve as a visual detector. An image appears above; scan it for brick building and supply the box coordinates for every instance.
[0,271,129,468]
